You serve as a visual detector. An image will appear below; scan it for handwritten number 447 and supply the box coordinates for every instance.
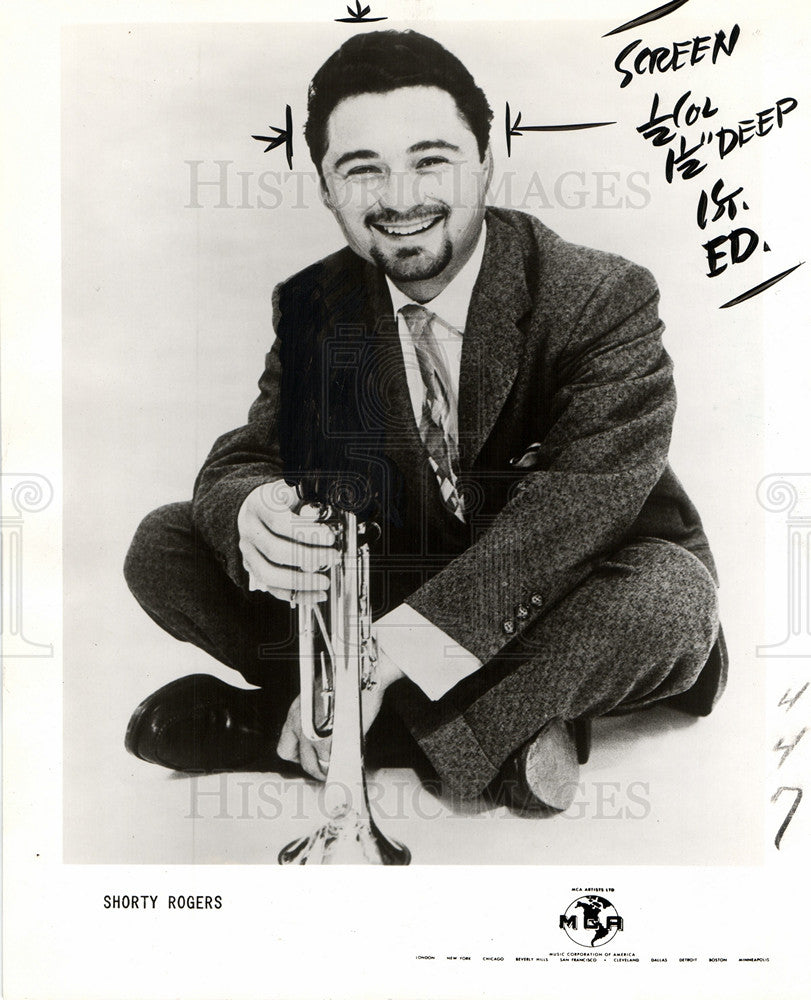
[772,684,808,850]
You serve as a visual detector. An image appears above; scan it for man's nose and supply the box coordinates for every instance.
[372,168,426,213]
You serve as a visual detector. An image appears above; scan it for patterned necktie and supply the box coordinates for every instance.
[399,304,465,523]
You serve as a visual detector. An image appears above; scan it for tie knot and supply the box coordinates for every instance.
[399,303,433,340]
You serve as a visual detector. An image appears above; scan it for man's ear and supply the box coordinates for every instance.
[319,176,335,212]
[481,145,494,192]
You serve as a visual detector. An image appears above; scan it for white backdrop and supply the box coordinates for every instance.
[4,1,810,997]
[61,15,764,861]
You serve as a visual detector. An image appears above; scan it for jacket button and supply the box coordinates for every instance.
[530,593,543,607]
[516,603,529,620]
[503,618,516,636]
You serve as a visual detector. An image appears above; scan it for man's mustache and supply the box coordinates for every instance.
[365,205,449,227]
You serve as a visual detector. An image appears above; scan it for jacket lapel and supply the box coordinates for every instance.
[458,210,532,469]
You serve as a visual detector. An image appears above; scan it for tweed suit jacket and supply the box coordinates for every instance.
[192,206,727,715]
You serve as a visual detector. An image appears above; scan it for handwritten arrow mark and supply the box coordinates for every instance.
[252,104,293,170]
[335,1,387,22]
[506,103,616,156]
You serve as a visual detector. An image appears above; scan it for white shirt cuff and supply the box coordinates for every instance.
[375,603,482,701]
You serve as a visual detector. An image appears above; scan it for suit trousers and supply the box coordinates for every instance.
[124,501,720,797]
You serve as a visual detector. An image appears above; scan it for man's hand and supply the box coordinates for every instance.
[276,650,406,780]
[237,480,338,603]
[276,693,333,780]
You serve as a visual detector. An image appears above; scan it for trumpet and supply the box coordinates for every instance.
[278,507,411,865]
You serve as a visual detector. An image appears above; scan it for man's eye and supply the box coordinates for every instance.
[416,156,450,169]
[345,164,383,177]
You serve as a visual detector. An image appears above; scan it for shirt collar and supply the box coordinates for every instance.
[385,219,487,333]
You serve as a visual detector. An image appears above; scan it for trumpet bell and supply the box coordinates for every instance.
[278,806,411,865]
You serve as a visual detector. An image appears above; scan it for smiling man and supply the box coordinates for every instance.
[123,30,726,814]
[319,85,490,299]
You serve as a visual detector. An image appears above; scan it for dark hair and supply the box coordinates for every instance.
[304,30,493,175]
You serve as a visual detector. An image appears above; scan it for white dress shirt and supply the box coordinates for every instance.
[375,222,487,701]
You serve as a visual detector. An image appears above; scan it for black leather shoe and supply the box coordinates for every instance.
[125,674,287,773]
[489,719,580,816]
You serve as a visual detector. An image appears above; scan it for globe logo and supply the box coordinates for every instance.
[559,895,624,948]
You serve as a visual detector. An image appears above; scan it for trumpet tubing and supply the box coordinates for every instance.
[278,510,411,865]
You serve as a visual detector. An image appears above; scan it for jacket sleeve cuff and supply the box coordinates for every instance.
[375,603,483,701]
[192,473,283,590]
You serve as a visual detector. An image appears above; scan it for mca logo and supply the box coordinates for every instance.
[559,895,624,948]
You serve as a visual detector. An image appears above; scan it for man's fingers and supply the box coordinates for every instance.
[276,696,330,779]
[276,720,300,763]
[250,485,338,551]
[237,484,340,597]
[267,587,328,604]
[309,734,332,777]
[299,741,327,782]
[250,523,336,574]
[241,541,330,595]
[296,502,331,523]
[253,479,301,516]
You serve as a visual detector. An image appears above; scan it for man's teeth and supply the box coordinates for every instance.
[376,217,438,236]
